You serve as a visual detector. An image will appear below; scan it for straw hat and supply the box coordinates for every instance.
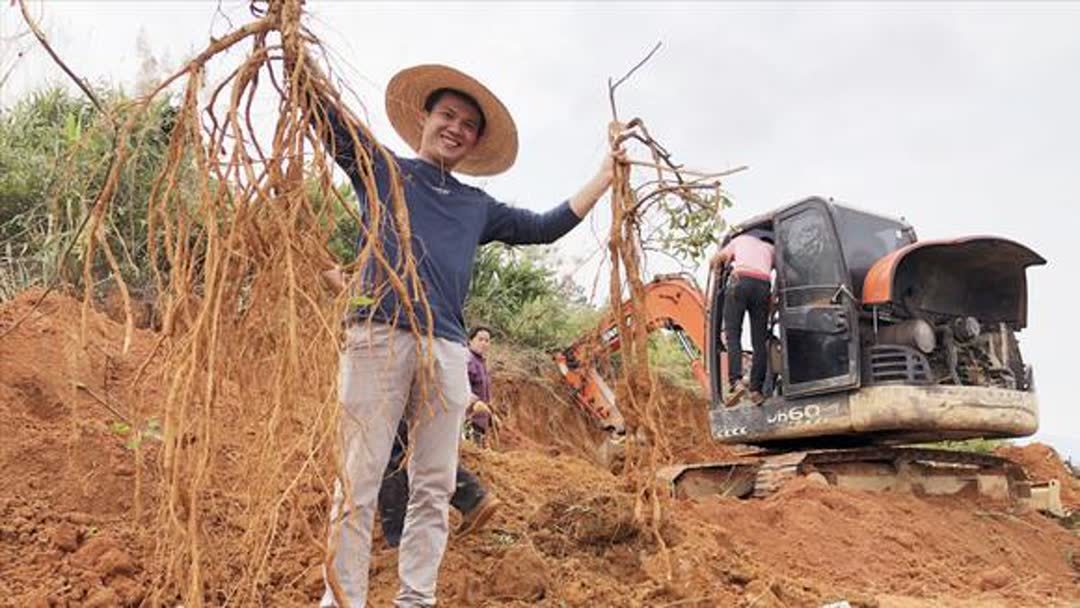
[385,64,518,177]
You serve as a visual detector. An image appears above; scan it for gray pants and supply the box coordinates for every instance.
[320,322,469,607]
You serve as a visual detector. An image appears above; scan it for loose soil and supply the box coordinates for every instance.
[996,443,1080,510]
[2,290,1078,607]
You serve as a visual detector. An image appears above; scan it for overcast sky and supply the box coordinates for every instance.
[3,1,1078,458]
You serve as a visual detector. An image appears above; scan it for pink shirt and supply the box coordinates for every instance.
[720,235,774,280]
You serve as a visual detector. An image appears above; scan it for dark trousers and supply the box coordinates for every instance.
[377,420,486,548]
[723,276,770,393]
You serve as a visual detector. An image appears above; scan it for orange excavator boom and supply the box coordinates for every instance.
[553,274,709,432]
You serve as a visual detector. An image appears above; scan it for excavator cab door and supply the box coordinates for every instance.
[775,200,861,397]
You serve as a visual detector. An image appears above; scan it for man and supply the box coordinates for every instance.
[312,64,624,608]
[709,228,775,406]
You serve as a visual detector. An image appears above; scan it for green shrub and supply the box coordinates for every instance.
[465,243,598,350]
[0,87,182,299]
[648,331,704,393]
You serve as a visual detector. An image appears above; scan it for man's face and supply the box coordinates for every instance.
[417,92,482,169]
[469,330,491,356]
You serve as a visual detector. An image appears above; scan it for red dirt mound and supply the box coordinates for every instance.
[487,346,739,468]
[490,372,610,466]
[683,478,1079,605]
[0,289,162,606]
[653,381,742,464]
[2,289,1078,607]
[996,442,1080,510]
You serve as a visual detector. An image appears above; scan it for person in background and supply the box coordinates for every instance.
[465,326,495,447]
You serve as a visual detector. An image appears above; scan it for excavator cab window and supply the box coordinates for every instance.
[832,207,915,299]
[774,200,861,397]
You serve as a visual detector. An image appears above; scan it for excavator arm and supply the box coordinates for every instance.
[553,274,709,432]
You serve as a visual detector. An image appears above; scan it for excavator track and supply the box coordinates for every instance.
[661,447,1038,503]
[751,452,805,499]
[798,446,1024,470]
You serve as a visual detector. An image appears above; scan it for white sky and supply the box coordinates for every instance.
[3,1,1078,458]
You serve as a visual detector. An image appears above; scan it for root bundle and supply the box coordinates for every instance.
[598,43,738,577]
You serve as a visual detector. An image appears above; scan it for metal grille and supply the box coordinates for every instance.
[864,345,932,385]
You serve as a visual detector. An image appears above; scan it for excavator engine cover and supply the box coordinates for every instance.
[862,236,1046,327]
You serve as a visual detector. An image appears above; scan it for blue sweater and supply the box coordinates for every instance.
[325,107,581,344]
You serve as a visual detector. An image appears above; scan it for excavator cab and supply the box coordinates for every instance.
[706,196,1046,447]
[707,198,893,405]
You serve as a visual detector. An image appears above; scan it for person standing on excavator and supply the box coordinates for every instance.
[710,228,775,406]
[304,60,626,608]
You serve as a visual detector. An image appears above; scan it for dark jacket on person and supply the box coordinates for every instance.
[467,349,492,403]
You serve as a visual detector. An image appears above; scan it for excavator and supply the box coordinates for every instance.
[555,196,1062,513]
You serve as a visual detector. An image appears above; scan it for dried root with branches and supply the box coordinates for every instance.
[19,0,435,604]
[599,42,744,574]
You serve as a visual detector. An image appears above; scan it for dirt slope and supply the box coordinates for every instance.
[996,443,1080,510]
[1,290,1078,607]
